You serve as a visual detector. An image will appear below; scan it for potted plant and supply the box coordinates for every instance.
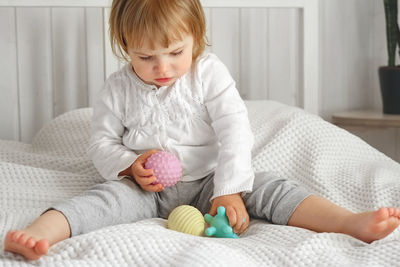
[379,0,400,114]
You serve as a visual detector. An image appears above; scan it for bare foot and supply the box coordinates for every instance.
[4,230,49,260]
[4,210,71,260]
[347,207,400,243]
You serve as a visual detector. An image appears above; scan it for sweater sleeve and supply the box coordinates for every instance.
[200,54,255,200]
[87,79,139,181]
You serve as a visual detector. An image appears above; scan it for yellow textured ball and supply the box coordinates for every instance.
[167,205,205,236]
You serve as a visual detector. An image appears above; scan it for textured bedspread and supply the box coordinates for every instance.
[1,100,400,266]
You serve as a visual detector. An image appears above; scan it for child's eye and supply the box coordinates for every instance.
[171,50,183,56]
[140,56,152,61]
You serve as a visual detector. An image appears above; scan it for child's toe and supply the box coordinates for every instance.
[26,237,36,248]
[5,231,14,241]
[17,233,29,245]
[393,208,400,217]
[34,239,49,255]
[388,207,395,216]
[11,231,22,242]
[376,208,389,220]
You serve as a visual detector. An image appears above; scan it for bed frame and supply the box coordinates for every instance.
[0,0,319,114]
[0,0,320,143]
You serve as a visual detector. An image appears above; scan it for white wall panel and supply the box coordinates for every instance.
[320,0,348,119]
[17,8,53,143]
[267,9,299,106]
[0,8,19,141]
[203,8,213,53]
[239,8,269,100]
[209,8,241,89]
[52,8,88,117]
[208,7,300,105]
[320,0,374,120]
[85,8,105,107]
[345,0,373,110]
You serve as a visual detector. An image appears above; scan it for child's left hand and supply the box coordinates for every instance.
[209,193,249,234]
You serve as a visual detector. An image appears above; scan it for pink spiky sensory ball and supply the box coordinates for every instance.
[145,151,182,188]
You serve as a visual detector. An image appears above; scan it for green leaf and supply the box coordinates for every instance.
[383,0,399,66]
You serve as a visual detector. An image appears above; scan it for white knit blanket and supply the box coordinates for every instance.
[1,100,400,266]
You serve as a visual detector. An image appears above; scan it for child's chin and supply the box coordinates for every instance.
[155,79,175,87]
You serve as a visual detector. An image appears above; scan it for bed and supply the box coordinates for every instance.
[1,0,400,266]
[1,100,400,266]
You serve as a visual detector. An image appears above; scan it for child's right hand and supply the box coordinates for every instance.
[131,150,164,192]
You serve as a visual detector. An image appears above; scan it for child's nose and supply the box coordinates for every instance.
[155,58,169,74]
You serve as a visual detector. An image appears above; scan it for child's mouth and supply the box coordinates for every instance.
[155,78,172,83]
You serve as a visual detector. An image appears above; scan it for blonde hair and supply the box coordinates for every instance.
[109,0,207,62]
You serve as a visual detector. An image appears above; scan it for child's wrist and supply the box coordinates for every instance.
[118,165,133,177]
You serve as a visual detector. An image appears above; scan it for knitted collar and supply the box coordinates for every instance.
[124,64,159,91]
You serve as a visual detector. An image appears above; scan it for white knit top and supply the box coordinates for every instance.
[88,53,254,200]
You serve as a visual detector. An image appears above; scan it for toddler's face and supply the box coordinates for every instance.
[128,35,194,88]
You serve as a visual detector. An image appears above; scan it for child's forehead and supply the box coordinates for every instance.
[132,35,192,54]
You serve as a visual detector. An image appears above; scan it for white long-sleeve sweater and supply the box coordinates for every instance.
[87,53,254,200]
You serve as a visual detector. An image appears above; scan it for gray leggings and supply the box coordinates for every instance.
[51,172,311,236]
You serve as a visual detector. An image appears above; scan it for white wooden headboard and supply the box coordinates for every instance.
[0,0,319,142]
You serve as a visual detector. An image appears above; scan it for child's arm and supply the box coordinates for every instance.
[200,54,254,224]
[88,82,141,181]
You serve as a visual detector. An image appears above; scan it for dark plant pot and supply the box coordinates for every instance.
[378,66,400,114]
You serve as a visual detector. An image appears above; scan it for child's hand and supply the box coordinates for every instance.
[131,150,164,192]
[209,193,249,234]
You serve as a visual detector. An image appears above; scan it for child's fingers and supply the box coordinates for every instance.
[225,206,237,228]
[135,175,157,186]
[140,150,159,162]
[238,214,250,234]
[233,216,244,234]
[208,204,218,216]
[134,165,153,177]
[132,150,158,176]
[229,207,248,234]
[142,183,164,192]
